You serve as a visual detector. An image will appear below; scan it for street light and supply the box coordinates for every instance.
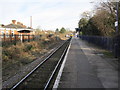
[115,1,119,34]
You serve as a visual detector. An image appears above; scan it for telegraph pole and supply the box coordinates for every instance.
[30,16,32,28]
[115,2,119,34]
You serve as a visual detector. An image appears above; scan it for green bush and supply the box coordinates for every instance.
[24,44,33,52]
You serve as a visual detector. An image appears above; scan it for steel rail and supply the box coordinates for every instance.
[10,38,70,90]
[44,41,70,90]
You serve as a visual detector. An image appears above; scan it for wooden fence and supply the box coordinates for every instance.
[0,34,35,46]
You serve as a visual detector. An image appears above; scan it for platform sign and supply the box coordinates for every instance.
[115,21,118,27]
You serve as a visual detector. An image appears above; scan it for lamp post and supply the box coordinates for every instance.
[114,1,119,58]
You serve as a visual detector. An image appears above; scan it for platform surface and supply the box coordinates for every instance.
[58,37,118,89]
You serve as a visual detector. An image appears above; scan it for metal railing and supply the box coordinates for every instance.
[80,35,120,58]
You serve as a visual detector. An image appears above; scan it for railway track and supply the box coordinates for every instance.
[10,37,71,90]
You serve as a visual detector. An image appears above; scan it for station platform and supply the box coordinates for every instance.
[54,37,118,89]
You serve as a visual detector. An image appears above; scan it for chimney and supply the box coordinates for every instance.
[12,20,16,24]
[1,24,4,27]
[17,22,21,25]
[23,25,26,28]
[21,23,23,26]
[30,16,32,28]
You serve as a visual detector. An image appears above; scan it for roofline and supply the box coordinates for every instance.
[17,28,33,31]
[0,27,33,31]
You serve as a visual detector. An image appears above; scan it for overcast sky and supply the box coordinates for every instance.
[0,0,95,31]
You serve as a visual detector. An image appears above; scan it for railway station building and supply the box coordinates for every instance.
[0,20,34,42]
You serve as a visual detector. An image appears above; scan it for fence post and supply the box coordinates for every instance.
[23,34,24,42]
[10,34,12,42]
[33,35,34,41]
[114,35,120,58]
[3,34,5,42]
[14,34,17,45]
[28,35,30,42]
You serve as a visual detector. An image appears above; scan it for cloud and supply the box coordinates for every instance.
[0,0,94,30]
[0,0,93,3]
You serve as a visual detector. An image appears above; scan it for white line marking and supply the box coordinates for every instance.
[52,40,72,90]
